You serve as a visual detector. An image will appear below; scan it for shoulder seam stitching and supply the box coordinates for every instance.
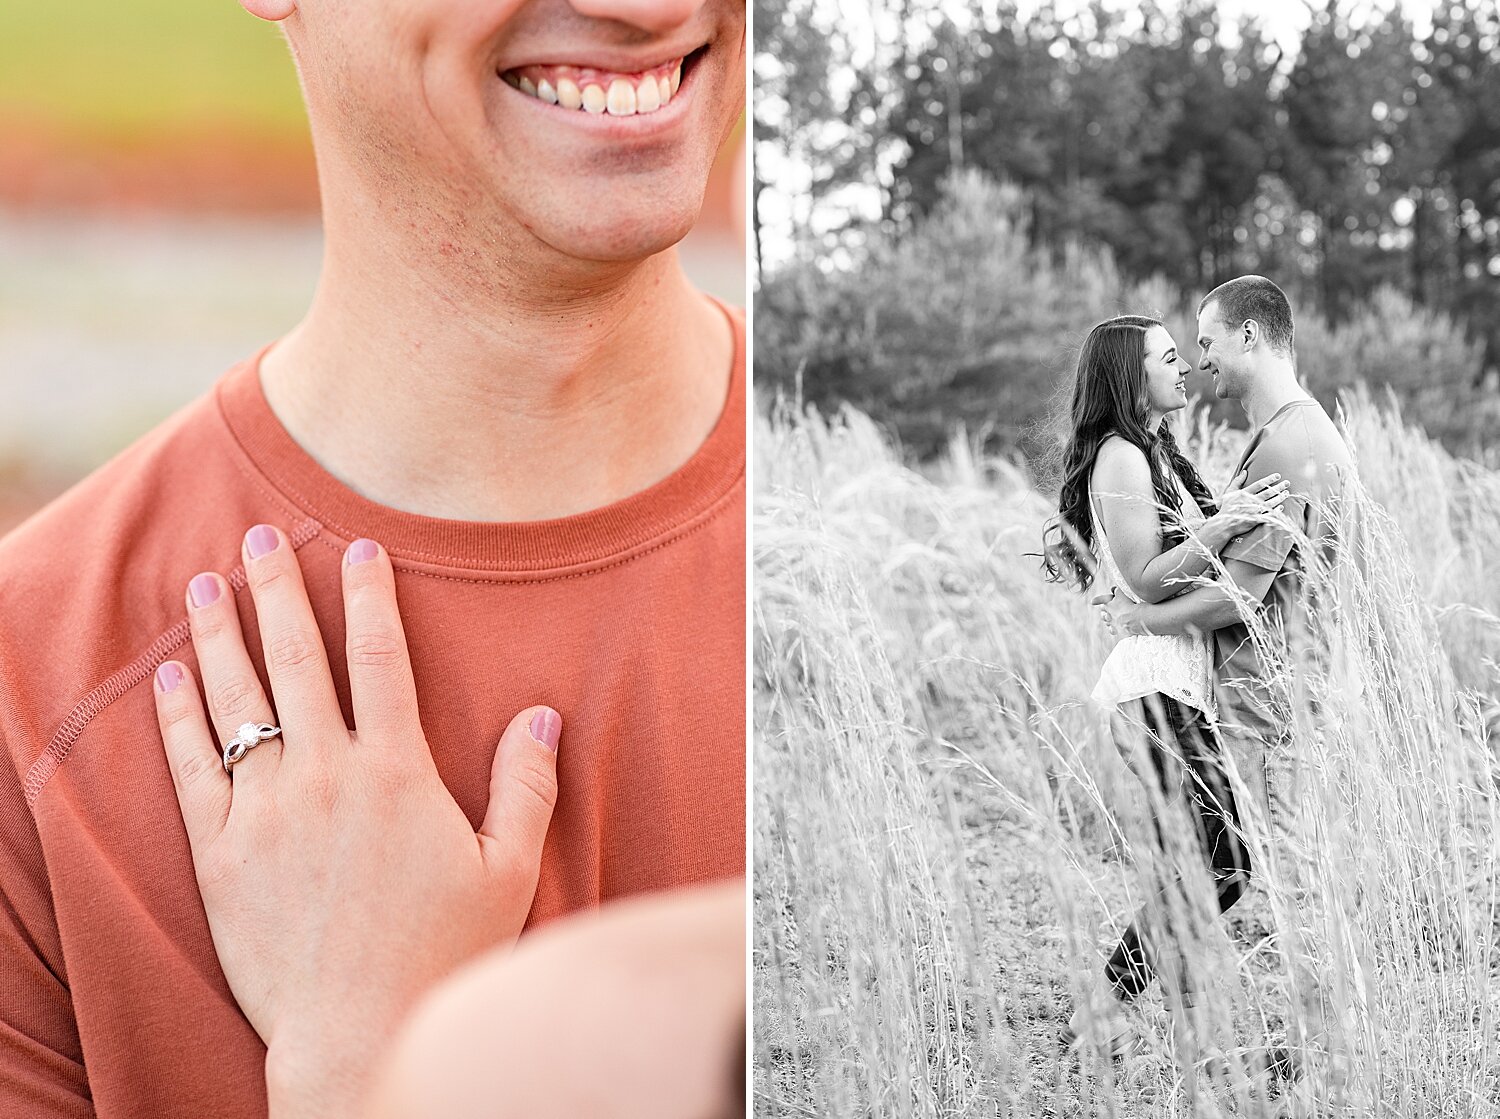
[21,517,324,810]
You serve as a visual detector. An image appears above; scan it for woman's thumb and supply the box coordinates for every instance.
[478,706,561,868]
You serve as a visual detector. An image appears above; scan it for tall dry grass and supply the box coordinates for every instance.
[753,393,1500,1117]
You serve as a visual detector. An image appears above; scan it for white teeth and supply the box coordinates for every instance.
[636,76,660,112]
[506,60,684,116]
[606,78,637,115]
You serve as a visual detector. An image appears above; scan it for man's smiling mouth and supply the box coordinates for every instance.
[500,48,706,117]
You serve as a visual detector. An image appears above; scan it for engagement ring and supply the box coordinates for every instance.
[223,721,282,775]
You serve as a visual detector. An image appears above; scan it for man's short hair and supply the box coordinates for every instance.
[1198,275,1294,356]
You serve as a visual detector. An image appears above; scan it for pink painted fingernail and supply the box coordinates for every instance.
[188,573,220,608]
[529,708,561,753]
[156,662,185,694]
[245,524,279,559]
[347,538,379,565]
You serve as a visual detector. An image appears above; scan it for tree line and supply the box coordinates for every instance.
[755,0,1500,455]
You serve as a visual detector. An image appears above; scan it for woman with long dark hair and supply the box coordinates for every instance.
[1043,315,1286,1056]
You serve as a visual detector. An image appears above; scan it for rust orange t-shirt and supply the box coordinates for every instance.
[0,305,746,1117]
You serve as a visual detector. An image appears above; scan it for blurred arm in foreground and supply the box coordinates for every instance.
[370,880,746,1119]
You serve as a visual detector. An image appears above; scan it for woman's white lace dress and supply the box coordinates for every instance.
[1089,481,1216,719]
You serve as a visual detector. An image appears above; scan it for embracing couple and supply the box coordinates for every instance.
[1043,275,1356,1066]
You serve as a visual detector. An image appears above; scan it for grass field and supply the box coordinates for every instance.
[753,393,1500,1116]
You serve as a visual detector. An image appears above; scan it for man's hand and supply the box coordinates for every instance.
[1091,586,1150,636]
[152,526,561,1119]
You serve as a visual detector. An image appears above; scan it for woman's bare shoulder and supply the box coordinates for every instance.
[1091,435,1153,494]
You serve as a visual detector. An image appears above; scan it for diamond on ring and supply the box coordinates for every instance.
[222,721,283,775]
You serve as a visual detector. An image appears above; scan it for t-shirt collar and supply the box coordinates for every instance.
[214,300,744,575]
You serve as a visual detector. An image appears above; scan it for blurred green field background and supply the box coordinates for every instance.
[0,2,317,531]
[0,0,305,142]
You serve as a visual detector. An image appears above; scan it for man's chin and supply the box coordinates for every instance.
[530,198,703,265]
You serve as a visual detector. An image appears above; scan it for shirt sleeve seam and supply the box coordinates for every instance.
[21,517,324,811]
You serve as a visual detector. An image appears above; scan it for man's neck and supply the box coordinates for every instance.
[257,239,733,524]
[1239,362,1312,431]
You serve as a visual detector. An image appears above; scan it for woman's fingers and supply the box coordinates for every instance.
[153,659,231,853]
[241,524,345,746]
[478,707,562,880]
[186,569,284,782]
[1226,474,1289,522]
[341,539,421,745]
[1255,480,1290,508]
